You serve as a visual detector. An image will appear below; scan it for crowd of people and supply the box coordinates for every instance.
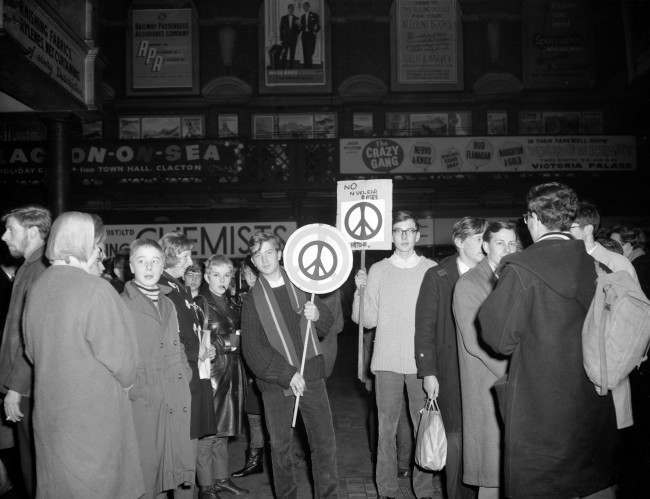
[0,181,648,499]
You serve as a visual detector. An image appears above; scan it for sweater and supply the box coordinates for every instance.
[353,256,435,374]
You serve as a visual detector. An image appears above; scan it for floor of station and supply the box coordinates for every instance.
[226,329,444,499]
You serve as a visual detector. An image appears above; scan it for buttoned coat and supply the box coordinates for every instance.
[414,255,463,433]
[121,282,194,495]
[159,272,216,439]
[478,238,618,498]
[453,258,507,487]
[23,265,144,499]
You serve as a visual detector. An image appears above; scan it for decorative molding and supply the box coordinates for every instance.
[338,74,388,101]
[201,76,252,103]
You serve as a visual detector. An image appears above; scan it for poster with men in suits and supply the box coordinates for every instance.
[262,0,329,92]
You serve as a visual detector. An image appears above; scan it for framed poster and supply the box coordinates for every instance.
[218,114,239,137]
[278,114,314,138]
[82,121,103,140]
[181,116,204,138]
[119,117,141,140]
[142,117,181,139]
[314,113,336,138]
[449,111,471,136]
[260,0,331,93]
[581,111,604,134]
[353,113,374,137]
[543,112,580,135]
[254,115,275,139]
[386,113,410,136]
[519,111,543,135]
[391,0,463,91]
[487,111,508,135]
[522,0,594,89]
[127,8,200,96]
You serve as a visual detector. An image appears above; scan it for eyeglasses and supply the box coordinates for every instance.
[392,228,418,236]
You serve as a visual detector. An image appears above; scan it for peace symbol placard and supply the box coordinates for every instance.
[336,179,393,250]
[283,224,353,294]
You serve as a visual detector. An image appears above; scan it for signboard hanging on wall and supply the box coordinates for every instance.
[103,222,297,260]
[128,8,199,95]
[260,0,331,94]
[3,0,88,103]
[391,0,463,91]
[339,136,637,174]
[522,0,594,89]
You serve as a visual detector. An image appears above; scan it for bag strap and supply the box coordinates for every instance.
[597,283,609,396]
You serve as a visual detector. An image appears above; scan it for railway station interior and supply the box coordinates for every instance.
[1,1,650,498]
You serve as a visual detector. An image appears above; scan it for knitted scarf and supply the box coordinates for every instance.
[251,268,320,373]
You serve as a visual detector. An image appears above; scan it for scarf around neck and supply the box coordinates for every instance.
[251,267,320,373]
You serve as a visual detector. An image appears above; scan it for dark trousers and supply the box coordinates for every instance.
[262,379,338,499]
[301,33,316,68]
[280,41,297,68]
[16,396,35,498]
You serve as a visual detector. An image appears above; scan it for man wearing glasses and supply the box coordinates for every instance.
[353,210,436,499]
[415,216,486,499]
[479,183,618,499]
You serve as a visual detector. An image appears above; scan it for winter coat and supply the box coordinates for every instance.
[159,272,216,439]
[453,258,507,486]
[478,238,619,498]
[414,255,463,433]
[121,282,195,495]
[196,291,245,437]
[23,265,144,499]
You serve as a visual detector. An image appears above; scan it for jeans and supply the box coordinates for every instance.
[375,371,433,498]
[262,378,338,499]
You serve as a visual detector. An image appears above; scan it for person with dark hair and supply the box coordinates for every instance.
[352,210,437,499]
[194,255,248,497]
[240,230,338,499]
[452,221,517,499]
[479,183,618,498]
[415,215,487,499]
[184,264,203,299]
[299,1,320,68]
[610,225,650,297]
[0,205,51,497]
[121,238,195,499]
[279,3,300,69]
[23,212,143,498]
[158,232,216,499]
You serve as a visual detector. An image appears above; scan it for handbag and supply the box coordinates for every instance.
[415,397,447,471]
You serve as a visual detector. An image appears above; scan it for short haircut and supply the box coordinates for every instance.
[129,238,163,259]
[452,216,488,242]
[598,237,624,255]
[526,182,578,231]
[184,263,202,276]
[483,221,516,242]
[574,202,601,232]
[90,214,106,246]
[159,231,193,268]
[204,255,234,273]
[610,225,645,249]
[247,231,284,255]
[393,210,419,231]
[2,205,51,240]
[242,255,258,276]
[46,211,95,263]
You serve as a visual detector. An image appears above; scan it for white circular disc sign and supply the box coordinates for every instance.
[283,224,353,295]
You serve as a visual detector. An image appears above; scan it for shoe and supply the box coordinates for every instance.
[397,467,411,478]
[199,485,221,498]
[231,447,263,478]
[212,478,249,496]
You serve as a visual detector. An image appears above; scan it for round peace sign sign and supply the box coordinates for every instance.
[344,201,382,241]
[283,224,353,294]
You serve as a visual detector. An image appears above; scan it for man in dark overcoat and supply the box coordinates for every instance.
[479,183,619,499]
[299,2,320,68]
[279,3,300,68]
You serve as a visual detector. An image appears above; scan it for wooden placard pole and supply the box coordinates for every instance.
[292,293,316,428]
[357,249,367,383]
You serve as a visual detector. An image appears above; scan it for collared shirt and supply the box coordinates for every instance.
[457,257,471,276]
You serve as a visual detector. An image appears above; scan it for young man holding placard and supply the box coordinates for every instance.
[352,210,437,499]
[240,231,338,499]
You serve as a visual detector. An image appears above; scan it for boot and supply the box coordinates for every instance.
[230,447,263,478]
